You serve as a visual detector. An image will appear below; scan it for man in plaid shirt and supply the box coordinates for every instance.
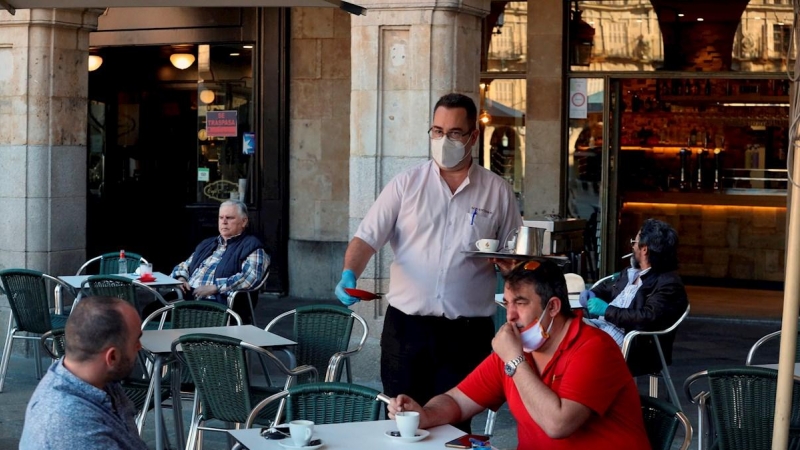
[171,199,269,322]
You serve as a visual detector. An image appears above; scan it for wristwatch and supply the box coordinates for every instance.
[504,355,526,377]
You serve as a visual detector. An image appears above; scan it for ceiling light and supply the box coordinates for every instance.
[170,53,195,70]
[677,13,684,17]
[88,55,103,72]
[230,52,240,56]
[243,45,253,49]
[199,89,216,105]
[697,18,704,22]
[479,110,492,125]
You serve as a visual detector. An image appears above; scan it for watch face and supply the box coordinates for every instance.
[504,362,515,377]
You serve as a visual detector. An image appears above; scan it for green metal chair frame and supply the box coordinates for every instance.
[76,251,148,275]
[484,301,508,436]
[173,333,318,450]
[245,382,390,428]
[81,274,169,321]
[684,366,800,450]
[0,268,75,392]
[640,394,692,450]
[265,304,368,383]
[39,327,66,360]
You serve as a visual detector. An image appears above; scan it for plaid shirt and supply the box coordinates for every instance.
[588,267,651,346]
[172,235,269,300]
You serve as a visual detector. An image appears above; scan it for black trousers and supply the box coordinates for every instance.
[380,305,494,433]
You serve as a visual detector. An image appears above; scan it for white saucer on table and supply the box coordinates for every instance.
[384,429,430,443]
[277,439,324,449]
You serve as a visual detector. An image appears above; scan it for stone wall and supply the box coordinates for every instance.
[287,7,352,299]
[621,203,786,282]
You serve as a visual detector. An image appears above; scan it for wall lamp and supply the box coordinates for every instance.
[170,53,195,70]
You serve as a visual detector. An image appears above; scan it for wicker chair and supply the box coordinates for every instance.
[484,301,508,436]
[76,251,148,275]
[0,269,75,392]
[684,366,800,450]
[265,304,368,383]
[227,269,270,326]
[745,324,799,366]
[640,394,692,450]
[81,274,169,325]
[246,382,389,428]
[173,333,318,450]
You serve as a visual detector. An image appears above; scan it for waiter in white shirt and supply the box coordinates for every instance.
[335,93,522,432]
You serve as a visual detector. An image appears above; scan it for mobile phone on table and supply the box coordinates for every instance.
[444,433,491,448]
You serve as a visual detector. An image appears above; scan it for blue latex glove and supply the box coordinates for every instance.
[578,289,595,308]
[587,297,609,317]
[335,269,359,306]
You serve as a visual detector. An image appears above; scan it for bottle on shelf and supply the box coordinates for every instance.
[118,249,127,274]
[679,148,690,191]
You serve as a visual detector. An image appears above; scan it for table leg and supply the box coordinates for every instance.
[153,355,165,450]
[171,359,186,450]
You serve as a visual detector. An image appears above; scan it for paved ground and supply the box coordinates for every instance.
[0,294,787,450]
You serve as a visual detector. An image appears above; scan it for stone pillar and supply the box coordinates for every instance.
[0,9,100,274]
[0,9,101,342]
[525,0,564,217]
[349,0,490,385]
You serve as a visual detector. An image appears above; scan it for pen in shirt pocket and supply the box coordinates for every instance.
[470,208,477,225]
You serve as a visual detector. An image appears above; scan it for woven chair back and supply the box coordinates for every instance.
[707,367,800,450]
[84,275,141,310]
[640,395,681,450]
[291,305,355,379]
[284,382,385,424]
[177,333,256,423]
[0,269,54,334]
[82,252,145,275]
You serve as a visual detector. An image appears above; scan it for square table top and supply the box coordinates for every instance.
[229,420,468,450]
[59,271,182,289]
[141,325,296,354]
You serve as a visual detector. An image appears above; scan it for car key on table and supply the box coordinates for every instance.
[261,425,290,440]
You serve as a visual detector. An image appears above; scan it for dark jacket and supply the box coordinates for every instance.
[188,233,264,304]
[591,269,688,376]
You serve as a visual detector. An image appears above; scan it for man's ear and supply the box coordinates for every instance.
[102,346,118,368]
[548,297,561,315]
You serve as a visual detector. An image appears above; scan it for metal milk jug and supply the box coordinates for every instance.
[514,226,545,256]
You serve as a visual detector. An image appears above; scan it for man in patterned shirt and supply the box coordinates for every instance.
[20,296,148,450]
[580,218,688,376]
[171,199,269,322]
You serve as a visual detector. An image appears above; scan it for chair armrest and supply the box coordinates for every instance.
[245,390,290,428]
[745,329,782,365]
[621,305,690,359]
[242,342,319,385]
[683,370,709,405]
[42,273,78,315]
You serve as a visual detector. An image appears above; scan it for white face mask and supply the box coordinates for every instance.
[431,136,470,169]
[519,301,554,353]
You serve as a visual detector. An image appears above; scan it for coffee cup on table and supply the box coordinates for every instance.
[139,263,153,276]
[289,420,314,446]
[395,411,420,438]
[475,238,499,253]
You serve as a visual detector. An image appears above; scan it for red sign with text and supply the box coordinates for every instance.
[206,111,238,137]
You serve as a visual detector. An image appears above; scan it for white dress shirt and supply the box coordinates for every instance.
[355,160,522,319]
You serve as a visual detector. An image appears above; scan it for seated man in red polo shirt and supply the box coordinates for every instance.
[388,260,650,450]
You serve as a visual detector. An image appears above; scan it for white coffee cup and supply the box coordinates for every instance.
[475,238,500,253]
[395,411,420,438]
[139,263,153,276]
[289,420,314,447]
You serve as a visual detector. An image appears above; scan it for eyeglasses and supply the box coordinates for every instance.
[630,239,639,247]
[428,127,474,141]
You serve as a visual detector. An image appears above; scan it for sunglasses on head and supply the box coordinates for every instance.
[515,260,542,272]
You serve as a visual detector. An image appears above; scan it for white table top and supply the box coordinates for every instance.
[229,420,466,450]
[141,325,296,354]
[59,272,182,289]
[495,293,582,310]
[754,363,800,376]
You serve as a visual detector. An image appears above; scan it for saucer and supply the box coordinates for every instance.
[138,276,156,282]
[384,429,430,443]
[277,439,323,450]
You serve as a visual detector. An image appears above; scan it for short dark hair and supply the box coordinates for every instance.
[638,218,679,272]
[65,296,130,362]
[504,260,575,318]
[434,93,478,126]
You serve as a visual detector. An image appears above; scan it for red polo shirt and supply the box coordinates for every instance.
[458,313,650,450]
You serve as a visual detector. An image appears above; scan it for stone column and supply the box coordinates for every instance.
[349,0,490,384]
[0,9,100,275]
[525,0,564,217]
